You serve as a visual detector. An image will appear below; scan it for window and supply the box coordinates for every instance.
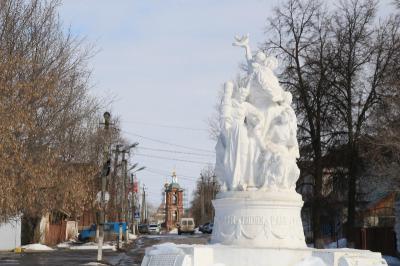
[172,194,177,205]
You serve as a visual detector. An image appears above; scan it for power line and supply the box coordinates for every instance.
[143,169,197,182]
[146,167,199,180]
[138,146,215,158]
[121,120,208,132]
[121,130,215,154]
[135,152,213,165]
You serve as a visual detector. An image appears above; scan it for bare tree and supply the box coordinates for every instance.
[190,166,219,225]
[326,0,400,231]
[264,0,338,248]
[0,0,121,243]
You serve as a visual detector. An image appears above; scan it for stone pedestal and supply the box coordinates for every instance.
[141,243,388,266]
[211,191,306,248]
[141,191,388,266]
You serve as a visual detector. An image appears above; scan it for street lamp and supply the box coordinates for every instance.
[122,142,139,153]
[132,166,146,173]
[128,163,139,172]
[103,112,111,127]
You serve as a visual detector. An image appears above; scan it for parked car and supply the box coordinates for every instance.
[78,222,128,241]
[138,223,149,234]
[199,222,210,233]
[178,218,195,235]
[203,222,213,234]
[148,223,160,234]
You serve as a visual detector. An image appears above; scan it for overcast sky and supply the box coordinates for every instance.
[58,0,393,207]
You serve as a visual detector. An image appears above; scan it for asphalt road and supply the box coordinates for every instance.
[0,233,211,266]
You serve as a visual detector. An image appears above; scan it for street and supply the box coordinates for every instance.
[0,233,210,266]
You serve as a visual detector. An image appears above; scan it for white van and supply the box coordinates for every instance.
[178,218,195,235]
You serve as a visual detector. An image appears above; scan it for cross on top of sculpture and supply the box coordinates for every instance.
[215,34,300,192]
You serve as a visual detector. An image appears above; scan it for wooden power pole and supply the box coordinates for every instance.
[98,112,111,262]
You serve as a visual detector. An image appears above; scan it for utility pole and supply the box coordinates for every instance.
[200,175,205,224]
[121,151,129,244]
[111,145,121,221]
[98,111,111,262]
[131,174,136,234]
[141,185,147,224]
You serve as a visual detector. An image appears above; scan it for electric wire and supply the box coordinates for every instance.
[135,152,213,165]
[138,146,215,158]
[121,130,215,154]
[143,169,197,182]
[121,120,208,132]
[145,167,199,180]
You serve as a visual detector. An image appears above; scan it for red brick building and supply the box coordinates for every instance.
[164,172,184,230]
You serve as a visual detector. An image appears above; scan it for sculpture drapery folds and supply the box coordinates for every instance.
[215,35,300,192]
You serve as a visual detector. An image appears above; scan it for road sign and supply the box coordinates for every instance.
[96,191,110,204]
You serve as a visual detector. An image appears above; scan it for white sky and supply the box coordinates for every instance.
[58,0,393,207]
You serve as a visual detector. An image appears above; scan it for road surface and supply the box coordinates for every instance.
[0,233,210,266]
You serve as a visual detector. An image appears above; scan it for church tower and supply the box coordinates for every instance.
[164,171,184,230]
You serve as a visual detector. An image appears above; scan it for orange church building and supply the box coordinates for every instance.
[164,172,184,230]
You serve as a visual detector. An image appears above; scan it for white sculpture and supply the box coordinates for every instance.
[215,34,300,192]
[142,34,388,266]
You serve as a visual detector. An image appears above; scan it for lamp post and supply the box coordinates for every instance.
[130,166,145,236]
[98,112,111,262]
[119,143,140,245]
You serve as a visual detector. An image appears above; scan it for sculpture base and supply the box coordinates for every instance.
[141,244,388,266]
[211,191,306,248]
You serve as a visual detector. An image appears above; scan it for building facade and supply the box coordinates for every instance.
[164,172,184,230]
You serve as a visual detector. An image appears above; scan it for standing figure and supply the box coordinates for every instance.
[215,81,263,191]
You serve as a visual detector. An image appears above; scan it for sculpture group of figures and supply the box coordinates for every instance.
[215,35,300,192]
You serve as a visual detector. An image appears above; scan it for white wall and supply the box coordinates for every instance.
[0,218,21,250]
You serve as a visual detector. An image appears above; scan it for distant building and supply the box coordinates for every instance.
[164,172,184,230]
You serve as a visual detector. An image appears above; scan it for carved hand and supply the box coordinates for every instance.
[232,34,249,48]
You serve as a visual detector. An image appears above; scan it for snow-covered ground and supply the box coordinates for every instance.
[69,242,116,251]
[56,240,76,248]
[324,238,347,248]
[56,241,117,251]
[129,233,137,240]
[168,228,178,234]
[22,243,54,251]
[194,228,203,234]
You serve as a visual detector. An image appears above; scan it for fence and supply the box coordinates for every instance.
[349,227,397,256]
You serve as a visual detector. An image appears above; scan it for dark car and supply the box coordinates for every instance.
[138,223,149,234]
[203,223,213,234]
[199,222,210,233]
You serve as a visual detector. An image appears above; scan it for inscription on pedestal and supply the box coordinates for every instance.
[222,215,301,227]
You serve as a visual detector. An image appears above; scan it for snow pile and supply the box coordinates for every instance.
[148,242,184,256]
[169,228,178,234]
[56,240,76,248]
[294,256,327,266]
[194,228,202,234]
[69,242,116,251]
[384,256,400,266]
[325,238,347,248]
[22,243,54,251]
[129,233,137,240]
